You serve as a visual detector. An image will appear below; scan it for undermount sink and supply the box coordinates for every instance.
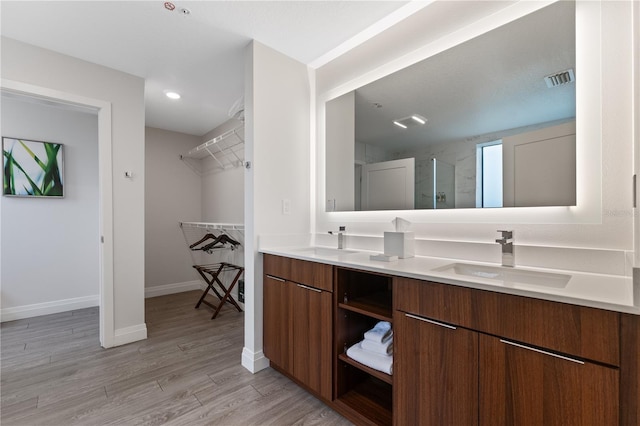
[433,262,571,288]
[292,247,360,256]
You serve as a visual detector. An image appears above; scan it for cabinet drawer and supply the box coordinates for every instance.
[289,258,333,292]
[263,254,333,292]
[263,254,291,279]
[394,277,620,366]
[394,277,474,326]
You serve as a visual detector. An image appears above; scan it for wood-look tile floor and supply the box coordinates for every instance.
[1,291,352,426]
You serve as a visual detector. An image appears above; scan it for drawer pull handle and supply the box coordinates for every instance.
[297,284,322,293]
[405,313,457,330]
[499,339,585,365]
[266,275,285,282]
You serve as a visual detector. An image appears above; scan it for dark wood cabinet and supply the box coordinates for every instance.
[479,334,619,426]
[394,277,620,366]
[263,254,638,426]
[291,282,332,400]
[620,313,640,425]
[263,274,291,372]
[263,254,333,401]
[395,276,625,426]
[394,311,478,426]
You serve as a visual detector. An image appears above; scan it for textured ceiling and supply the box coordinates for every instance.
[1,1,409,136]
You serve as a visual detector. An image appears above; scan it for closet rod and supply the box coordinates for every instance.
[180,221,244,231]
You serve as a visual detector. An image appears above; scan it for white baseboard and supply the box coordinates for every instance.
[241,347,270,373]
[0,295,99,323]
[113,323,147,346]
[145,280,203,298]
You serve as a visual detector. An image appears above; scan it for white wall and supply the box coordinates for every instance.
[0,94,99,319]
[388,120,575,209]
[201,118,244,223]
[635,0,640,269]
[243,41,311,372]
[144,127,202,296]
[325,91,355,212]
[314,1,635,277]
[1,37,146,342]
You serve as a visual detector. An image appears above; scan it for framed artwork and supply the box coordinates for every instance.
[2,137,64,197]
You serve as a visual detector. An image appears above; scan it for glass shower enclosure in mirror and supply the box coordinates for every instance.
[325,1,576,212]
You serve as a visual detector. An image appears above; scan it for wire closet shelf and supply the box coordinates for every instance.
[180,222,244,232]
[180,125,244,174]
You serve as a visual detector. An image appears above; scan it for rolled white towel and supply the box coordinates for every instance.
[346,341,393,375]
[363,321,392,344]
[361,338,393,355]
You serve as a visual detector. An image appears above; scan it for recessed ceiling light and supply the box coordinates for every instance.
[411,115,426,125]
[394,114,427,129]
[165,91,181,100]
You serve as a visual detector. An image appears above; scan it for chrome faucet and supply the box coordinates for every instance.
[329,226,346,249]
[495,230,514,267]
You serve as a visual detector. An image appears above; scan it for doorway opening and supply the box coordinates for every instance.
[1,79,114,347]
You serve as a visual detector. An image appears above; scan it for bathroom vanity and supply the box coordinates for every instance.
[261,248,639,426]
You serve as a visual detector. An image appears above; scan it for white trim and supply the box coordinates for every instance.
[98,103,114,348]
[113,323,147,346]
[308,1,433,69]
[316,0,603,225]
[1,79,115,348]
[145,280,204,298]
[0,295,99,323]
[241,347,270,373]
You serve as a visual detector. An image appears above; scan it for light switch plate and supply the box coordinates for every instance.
[282,199,291,215]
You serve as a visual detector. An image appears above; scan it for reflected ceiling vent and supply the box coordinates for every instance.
[544,69,575,88]
[393,114,427,129]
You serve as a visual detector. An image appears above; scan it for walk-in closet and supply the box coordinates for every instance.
[145,115,246,323]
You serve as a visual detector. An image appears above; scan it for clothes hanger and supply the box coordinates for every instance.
[199,233,241,252]
[218,232,241,247]
[189,232,218,249]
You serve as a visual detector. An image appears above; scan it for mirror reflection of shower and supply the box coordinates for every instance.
[433,158,455,209]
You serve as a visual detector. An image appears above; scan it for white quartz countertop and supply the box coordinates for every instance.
[260,246,639,315]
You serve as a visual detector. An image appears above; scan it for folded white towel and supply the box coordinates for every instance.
[361,338,393,355]
[346,341,393,375]
[364,321,392,344]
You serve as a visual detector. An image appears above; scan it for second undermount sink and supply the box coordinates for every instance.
[292,247,360,256]
[433,262,571,288]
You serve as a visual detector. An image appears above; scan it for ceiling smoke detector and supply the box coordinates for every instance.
[544,69,575,88]
[180,7,191,16]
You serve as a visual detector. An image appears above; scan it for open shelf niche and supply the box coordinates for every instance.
[334,267,393,426]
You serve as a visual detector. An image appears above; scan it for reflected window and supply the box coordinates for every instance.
[477,141,503,208]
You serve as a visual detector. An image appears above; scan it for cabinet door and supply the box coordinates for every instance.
[263,274,291,372]
[479,334,619,426]
[394,312,479,426]
[291,283,333,401]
